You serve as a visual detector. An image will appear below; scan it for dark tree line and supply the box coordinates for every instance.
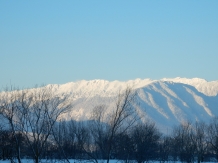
[1,86,218,163]
[2,118,218,163]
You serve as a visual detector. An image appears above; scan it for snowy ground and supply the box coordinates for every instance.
[0,160,215,163]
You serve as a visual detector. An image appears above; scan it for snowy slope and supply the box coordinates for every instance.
[135,81,218,132]
[48,78,218,133]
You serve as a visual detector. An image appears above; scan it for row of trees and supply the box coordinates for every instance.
[2,116,218,163]
[1,86,218,163]
[50,118,218,163]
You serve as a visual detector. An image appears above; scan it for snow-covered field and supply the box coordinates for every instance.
[0,160,129,163]
[0,160,215,163]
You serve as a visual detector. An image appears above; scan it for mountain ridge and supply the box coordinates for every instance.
[50,77,218,98]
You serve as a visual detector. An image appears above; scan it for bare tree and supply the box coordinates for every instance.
[207,117,218,161]
[171,122,195,163]
[51,120,72,162]
[131,121,161,163]
[0,88,23,163]
[105,87,139,163]
[85,87,139,163]
[0,85,72,163]
[113,132,134,163]
[190,121,208,163]
[159,136,172,163]
[21,86,72,163]
[89,105,108,161]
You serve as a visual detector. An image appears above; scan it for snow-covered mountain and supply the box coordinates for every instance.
[2,77,217,133]
[49,77,218,133]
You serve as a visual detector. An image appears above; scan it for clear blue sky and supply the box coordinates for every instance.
[1,1,218,88]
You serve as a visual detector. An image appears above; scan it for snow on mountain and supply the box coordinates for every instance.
[2,77,218,133]
[51,77,218,99]
[135,81,218,133]
[52,78,154,99]
[161,77,218,96]
[50,78,218,133]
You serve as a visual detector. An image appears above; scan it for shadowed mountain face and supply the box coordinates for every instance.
[135,82,218,133]
[56,79,218,133]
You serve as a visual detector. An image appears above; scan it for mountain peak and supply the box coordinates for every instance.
[161,77,207,83]
[50,77,218,99]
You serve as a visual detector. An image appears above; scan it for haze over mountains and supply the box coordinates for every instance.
[48,77,218,133]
